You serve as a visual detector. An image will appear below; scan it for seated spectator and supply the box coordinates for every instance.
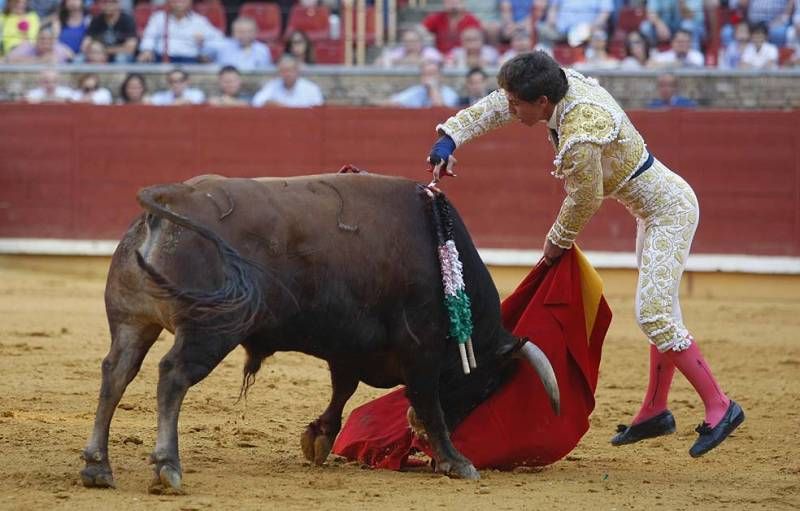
[647,72,697,108]
[385,59,459,108]
[744,0,793,46]
[1,0,41,56]
[83,0,137,63]
[83,39,109,63]
[421,0,482,55]
[741,21,779,69]
[284,29,315,65]
[6,23,72,63]
[786,0,799,48]
[537,0,612,48]
[137,0,224,64]
[619,30,651,70]
[73,73,113,105]
[458,67,491,107]
[211,16,272,71]
[150,69,206,105]
[208,65,249,106]
[54,0,88,55]
[499,27,534,65]
[649,28,704,68]
[378,27,443,68]
[118,72,149,104]
[639,0,706,50]
[789,0,800,65]
[252,55,324,108]
[24,68,75,103]
[575,27,619,69]
[445,27,499,69]
[719,21,750,69]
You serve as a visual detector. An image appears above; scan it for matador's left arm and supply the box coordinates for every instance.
[436,90,515,147]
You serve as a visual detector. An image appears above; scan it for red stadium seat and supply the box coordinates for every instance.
[134,3,157,37]
[193,0,226,33]
[314,38,344,64]
[779,46,795,67]
[346,5,376,44]
[239,2,282,42]
[268,41,284,62]
[617,6,645,33]
[286,4,330,41]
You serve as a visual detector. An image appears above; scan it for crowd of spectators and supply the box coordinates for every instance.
[2,0,799,105]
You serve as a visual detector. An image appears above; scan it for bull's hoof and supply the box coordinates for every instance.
[436,460,480,480]
[147,465,184,495]
[80,463,115,488]
[300,425,333,465]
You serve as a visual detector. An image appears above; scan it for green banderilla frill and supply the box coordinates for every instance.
[445,289,473,344]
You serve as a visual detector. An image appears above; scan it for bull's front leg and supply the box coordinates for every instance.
[301,361,359,465]
[404,361,480,480]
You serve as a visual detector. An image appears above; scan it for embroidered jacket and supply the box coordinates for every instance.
[436,69,648,249]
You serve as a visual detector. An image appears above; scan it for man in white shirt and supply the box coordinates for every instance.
[252,55,324,108]
[741,21,779,69]
[24,69,76,103]
[137,0,224,64]
[650,29,705,68]
[150,69,206,105]
[211,16,273,71]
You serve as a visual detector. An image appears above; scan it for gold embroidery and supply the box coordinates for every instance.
[616,160,699,352]
[547,143,604,249]
[436,90,514,147]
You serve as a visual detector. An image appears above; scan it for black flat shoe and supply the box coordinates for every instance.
[611,410,676,446]
[689,400,745,458]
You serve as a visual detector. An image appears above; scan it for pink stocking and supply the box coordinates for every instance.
[666,341,730,427]
[632,344,675,424]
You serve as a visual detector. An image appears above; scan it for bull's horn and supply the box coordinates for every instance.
[519,341,560,415]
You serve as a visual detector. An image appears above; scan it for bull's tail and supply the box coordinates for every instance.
[134,184,267,338]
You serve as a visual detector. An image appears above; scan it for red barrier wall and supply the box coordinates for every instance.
[1,104,798,256]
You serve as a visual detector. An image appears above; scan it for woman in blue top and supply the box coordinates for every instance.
[56,0,88,54]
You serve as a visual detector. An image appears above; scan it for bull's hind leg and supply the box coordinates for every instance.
[404,361,480,480]
[301,361,359,465]
[82,321,163,488]
[148,327,239,495]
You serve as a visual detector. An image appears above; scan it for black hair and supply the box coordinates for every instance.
[625,30,650,62]
[219,65,240,76]
[466,67,487,79]
[284,29,315,64]
[496,50,568,103]
[120,72,147,103]
[168,68,188,81]
[750,21,769,36]
[674,28,692,40]
[58,0,86,27]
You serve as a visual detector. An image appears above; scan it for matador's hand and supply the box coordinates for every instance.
[426,134,457,190]
[543,238,566,266]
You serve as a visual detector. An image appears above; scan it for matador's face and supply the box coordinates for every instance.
[505,91,553,127]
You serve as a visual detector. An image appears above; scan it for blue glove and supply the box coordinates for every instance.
[427,134,456,167]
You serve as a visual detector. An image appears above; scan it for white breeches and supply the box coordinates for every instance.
[613,159,699,352]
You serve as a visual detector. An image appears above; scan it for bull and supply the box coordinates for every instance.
[80,172,559,493]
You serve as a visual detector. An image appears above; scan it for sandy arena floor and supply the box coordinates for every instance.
[0,256,799,510]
